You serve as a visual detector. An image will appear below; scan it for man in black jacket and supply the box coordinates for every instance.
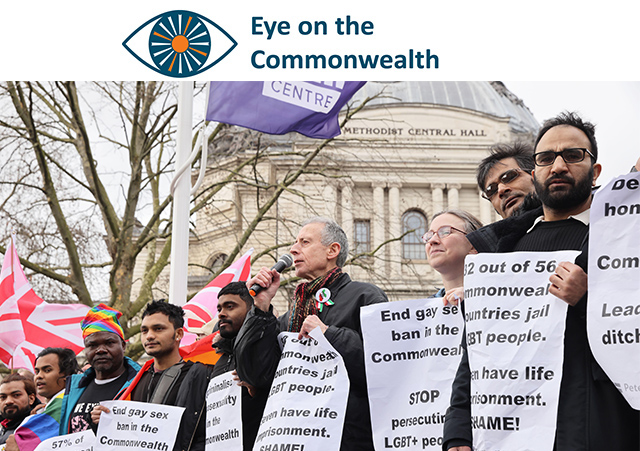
[93,300,212,451]
[211,281,267,451]
[443,112,640,450]
[235,217,388,451]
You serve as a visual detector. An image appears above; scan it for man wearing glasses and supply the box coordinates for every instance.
[443,112,639,451]
[477,142,540,219]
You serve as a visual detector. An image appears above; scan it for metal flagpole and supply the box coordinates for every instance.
[168,81,193,306]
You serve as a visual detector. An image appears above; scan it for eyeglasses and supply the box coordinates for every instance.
[422,226,467,243]
[534,148,595,167]
[482,168,522,200]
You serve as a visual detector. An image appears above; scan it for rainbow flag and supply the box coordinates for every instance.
[180,331,221,366]
[14,391,63,451]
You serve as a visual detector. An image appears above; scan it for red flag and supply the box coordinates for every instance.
[183,249,253,333]
[0,237,90,371]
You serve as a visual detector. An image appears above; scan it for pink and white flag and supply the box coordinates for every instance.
[183,249,253,332]
[0,237,90,371]
[0,237,34,365]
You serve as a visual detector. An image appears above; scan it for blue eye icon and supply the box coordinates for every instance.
[123,10,237,77]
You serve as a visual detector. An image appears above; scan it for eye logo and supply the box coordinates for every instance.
[123,10,237,77]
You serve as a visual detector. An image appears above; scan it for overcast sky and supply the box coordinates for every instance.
[504,82,640,185]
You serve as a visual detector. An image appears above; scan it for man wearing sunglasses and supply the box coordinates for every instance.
[477,142,540,219]
[443,112,639,451]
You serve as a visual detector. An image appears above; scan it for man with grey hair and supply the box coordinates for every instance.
[235,217,388,451]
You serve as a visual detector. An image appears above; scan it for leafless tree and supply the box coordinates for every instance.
[0,82,380,350]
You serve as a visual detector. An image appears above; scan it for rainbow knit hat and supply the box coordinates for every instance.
[81,303,125,340]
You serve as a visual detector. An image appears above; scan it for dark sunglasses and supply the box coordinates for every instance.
[482,168,522,200]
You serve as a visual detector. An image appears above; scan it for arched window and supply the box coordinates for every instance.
[402,210,427,259]
[208,253,228,274]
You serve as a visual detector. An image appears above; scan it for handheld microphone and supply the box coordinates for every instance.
[249,254,293,296]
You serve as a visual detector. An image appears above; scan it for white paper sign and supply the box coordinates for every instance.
[34,430,95,451]
[94,400,185,451]
[361,297,463,450]
[464,251,578,451]
[205,371,243,450]
[252,328,349,451]
[588,172,640,410]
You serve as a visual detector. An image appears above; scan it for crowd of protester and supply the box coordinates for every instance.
[2,111,639,451]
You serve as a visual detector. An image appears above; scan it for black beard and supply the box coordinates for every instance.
[534,166,593,211]
[219,322,236,339]
[2,404,32,421]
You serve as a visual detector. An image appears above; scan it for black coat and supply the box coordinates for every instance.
[173,363,213,451]
[443,208,640,450]
[234,272,388,451]
[211,337,268,451]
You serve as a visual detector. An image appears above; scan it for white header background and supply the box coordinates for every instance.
[3,0,638,80]
[2,0,639,184]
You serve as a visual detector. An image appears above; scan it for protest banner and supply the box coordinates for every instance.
[464,251,579,451]
[252,328,349,451]
[361,297,463,450]
[34,430,95,451]
[94,400,184,451]
[205,370,243,450]
[588,172,640,410]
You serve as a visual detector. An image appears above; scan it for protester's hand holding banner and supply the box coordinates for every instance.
[94,400,184,451]
[464,251,579,451]
[252,328,349,451]
[33,430,95,451]
[361,298,463,450]
[205,371,242,450]
[588,172,640,410]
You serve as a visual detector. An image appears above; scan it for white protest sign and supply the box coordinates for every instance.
[588,172,640,410]
[94,400,185,451]
[361,297,463,450]
[252,328,349,451]
[34,430,95,451]
[205,370,243,450]
[464,251,579,451]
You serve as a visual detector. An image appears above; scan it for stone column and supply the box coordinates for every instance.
[447,183,461,209]
[372,182,386,273]
[322,183,337,219]
[479,189,492,225]
[341,180,354,245]
[388,182,402,277]
[431,183,445,213]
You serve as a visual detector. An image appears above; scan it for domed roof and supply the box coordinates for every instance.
[350,81,539,134]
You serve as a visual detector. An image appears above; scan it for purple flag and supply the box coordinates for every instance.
[206,81,366,139]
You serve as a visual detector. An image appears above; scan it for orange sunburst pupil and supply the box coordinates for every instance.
[172,35,190,53]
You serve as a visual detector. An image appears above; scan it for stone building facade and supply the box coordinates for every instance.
[136,81,539,314]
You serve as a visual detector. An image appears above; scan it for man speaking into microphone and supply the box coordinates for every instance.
[235,217,388,451]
